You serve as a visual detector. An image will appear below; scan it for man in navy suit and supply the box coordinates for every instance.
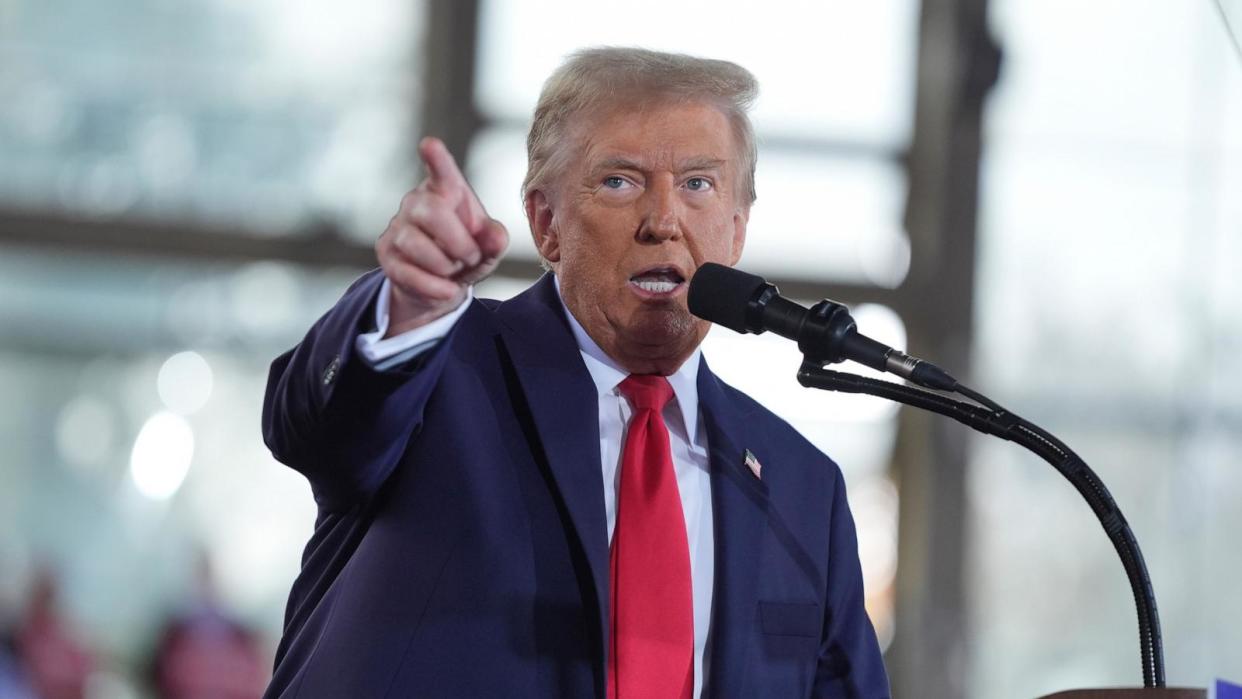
[262,47,890,697]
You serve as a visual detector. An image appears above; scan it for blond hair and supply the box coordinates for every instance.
[522,47,759,206]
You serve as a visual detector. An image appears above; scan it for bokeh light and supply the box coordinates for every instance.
[157,351,214,416]
[129,411,195,500]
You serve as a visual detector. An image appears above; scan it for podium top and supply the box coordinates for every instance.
[1038,689,1206,699]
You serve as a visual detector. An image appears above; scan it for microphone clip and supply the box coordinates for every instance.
[797,299,857,366]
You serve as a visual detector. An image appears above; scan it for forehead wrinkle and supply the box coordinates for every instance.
[588,153,728,175]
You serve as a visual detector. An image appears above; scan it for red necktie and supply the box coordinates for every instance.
[609,375,694,699]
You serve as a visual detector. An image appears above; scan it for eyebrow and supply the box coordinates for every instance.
[593,157,645,173]
[677,157,727,172]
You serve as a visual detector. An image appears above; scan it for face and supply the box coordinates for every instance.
[525,100,749,375]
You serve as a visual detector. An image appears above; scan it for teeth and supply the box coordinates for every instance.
[633,279,678,293]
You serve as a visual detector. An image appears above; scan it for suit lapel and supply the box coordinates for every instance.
[698,361,770,696]
[494,275,611,688]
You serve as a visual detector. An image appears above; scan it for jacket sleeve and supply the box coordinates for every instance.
[261,268,460,511]
[811,466,892,698]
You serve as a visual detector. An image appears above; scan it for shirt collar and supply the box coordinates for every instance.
[553,276,701,441]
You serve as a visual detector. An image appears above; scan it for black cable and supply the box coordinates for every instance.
[953,383,1005,413]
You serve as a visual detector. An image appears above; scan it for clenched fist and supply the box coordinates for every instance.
[376,137,509,337]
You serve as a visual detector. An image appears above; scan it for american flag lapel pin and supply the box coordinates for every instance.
[743,449,762,481]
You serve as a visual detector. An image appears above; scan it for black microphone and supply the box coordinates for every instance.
[688,262,958,391]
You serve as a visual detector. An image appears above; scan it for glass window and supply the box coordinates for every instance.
[972,1,1242,694]
[476,0,917,147]
[0,248,365,678]
[0,0,423,240]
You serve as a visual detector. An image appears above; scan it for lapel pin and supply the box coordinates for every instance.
[743,449,762,481]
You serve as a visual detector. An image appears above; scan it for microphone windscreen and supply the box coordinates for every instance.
[688,263,769,333]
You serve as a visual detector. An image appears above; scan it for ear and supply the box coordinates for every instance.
[728,205,750,266]
[525,189,562,264]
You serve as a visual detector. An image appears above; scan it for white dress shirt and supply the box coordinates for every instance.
[355,282,474,371]
[357,279,716,698]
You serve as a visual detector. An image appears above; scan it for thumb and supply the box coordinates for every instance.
[459,218,509,284]
[476,218,509,261]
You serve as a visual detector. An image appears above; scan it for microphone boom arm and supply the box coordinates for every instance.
[796,363,1165,688]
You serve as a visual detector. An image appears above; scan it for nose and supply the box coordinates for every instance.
[637,176,682,242]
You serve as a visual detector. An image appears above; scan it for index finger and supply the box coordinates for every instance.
[419,137,468,193]
[418,136,489,231]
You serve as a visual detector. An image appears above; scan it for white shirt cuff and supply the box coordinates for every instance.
[354,278,473,370]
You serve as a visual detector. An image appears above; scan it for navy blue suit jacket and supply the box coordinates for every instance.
[261,270,889,698]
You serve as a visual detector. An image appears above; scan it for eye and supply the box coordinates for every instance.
[602,176,630,190]
[685,177,714,192]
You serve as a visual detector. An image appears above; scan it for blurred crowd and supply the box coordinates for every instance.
[0,559,268,699]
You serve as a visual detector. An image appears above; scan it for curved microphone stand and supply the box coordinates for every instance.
[795,363,1189,695]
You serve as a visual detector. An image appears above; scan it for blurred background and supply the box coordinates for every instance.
[0,0,1239,697]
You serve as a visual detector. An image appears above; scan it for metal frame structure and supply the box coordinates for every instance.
[889,1,998,697]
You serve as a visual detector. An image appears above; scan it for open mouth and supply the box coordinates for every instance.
[628,266,686,295]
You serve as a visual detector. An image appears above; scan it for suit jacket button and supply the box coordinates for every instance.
[323,356,340,385]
